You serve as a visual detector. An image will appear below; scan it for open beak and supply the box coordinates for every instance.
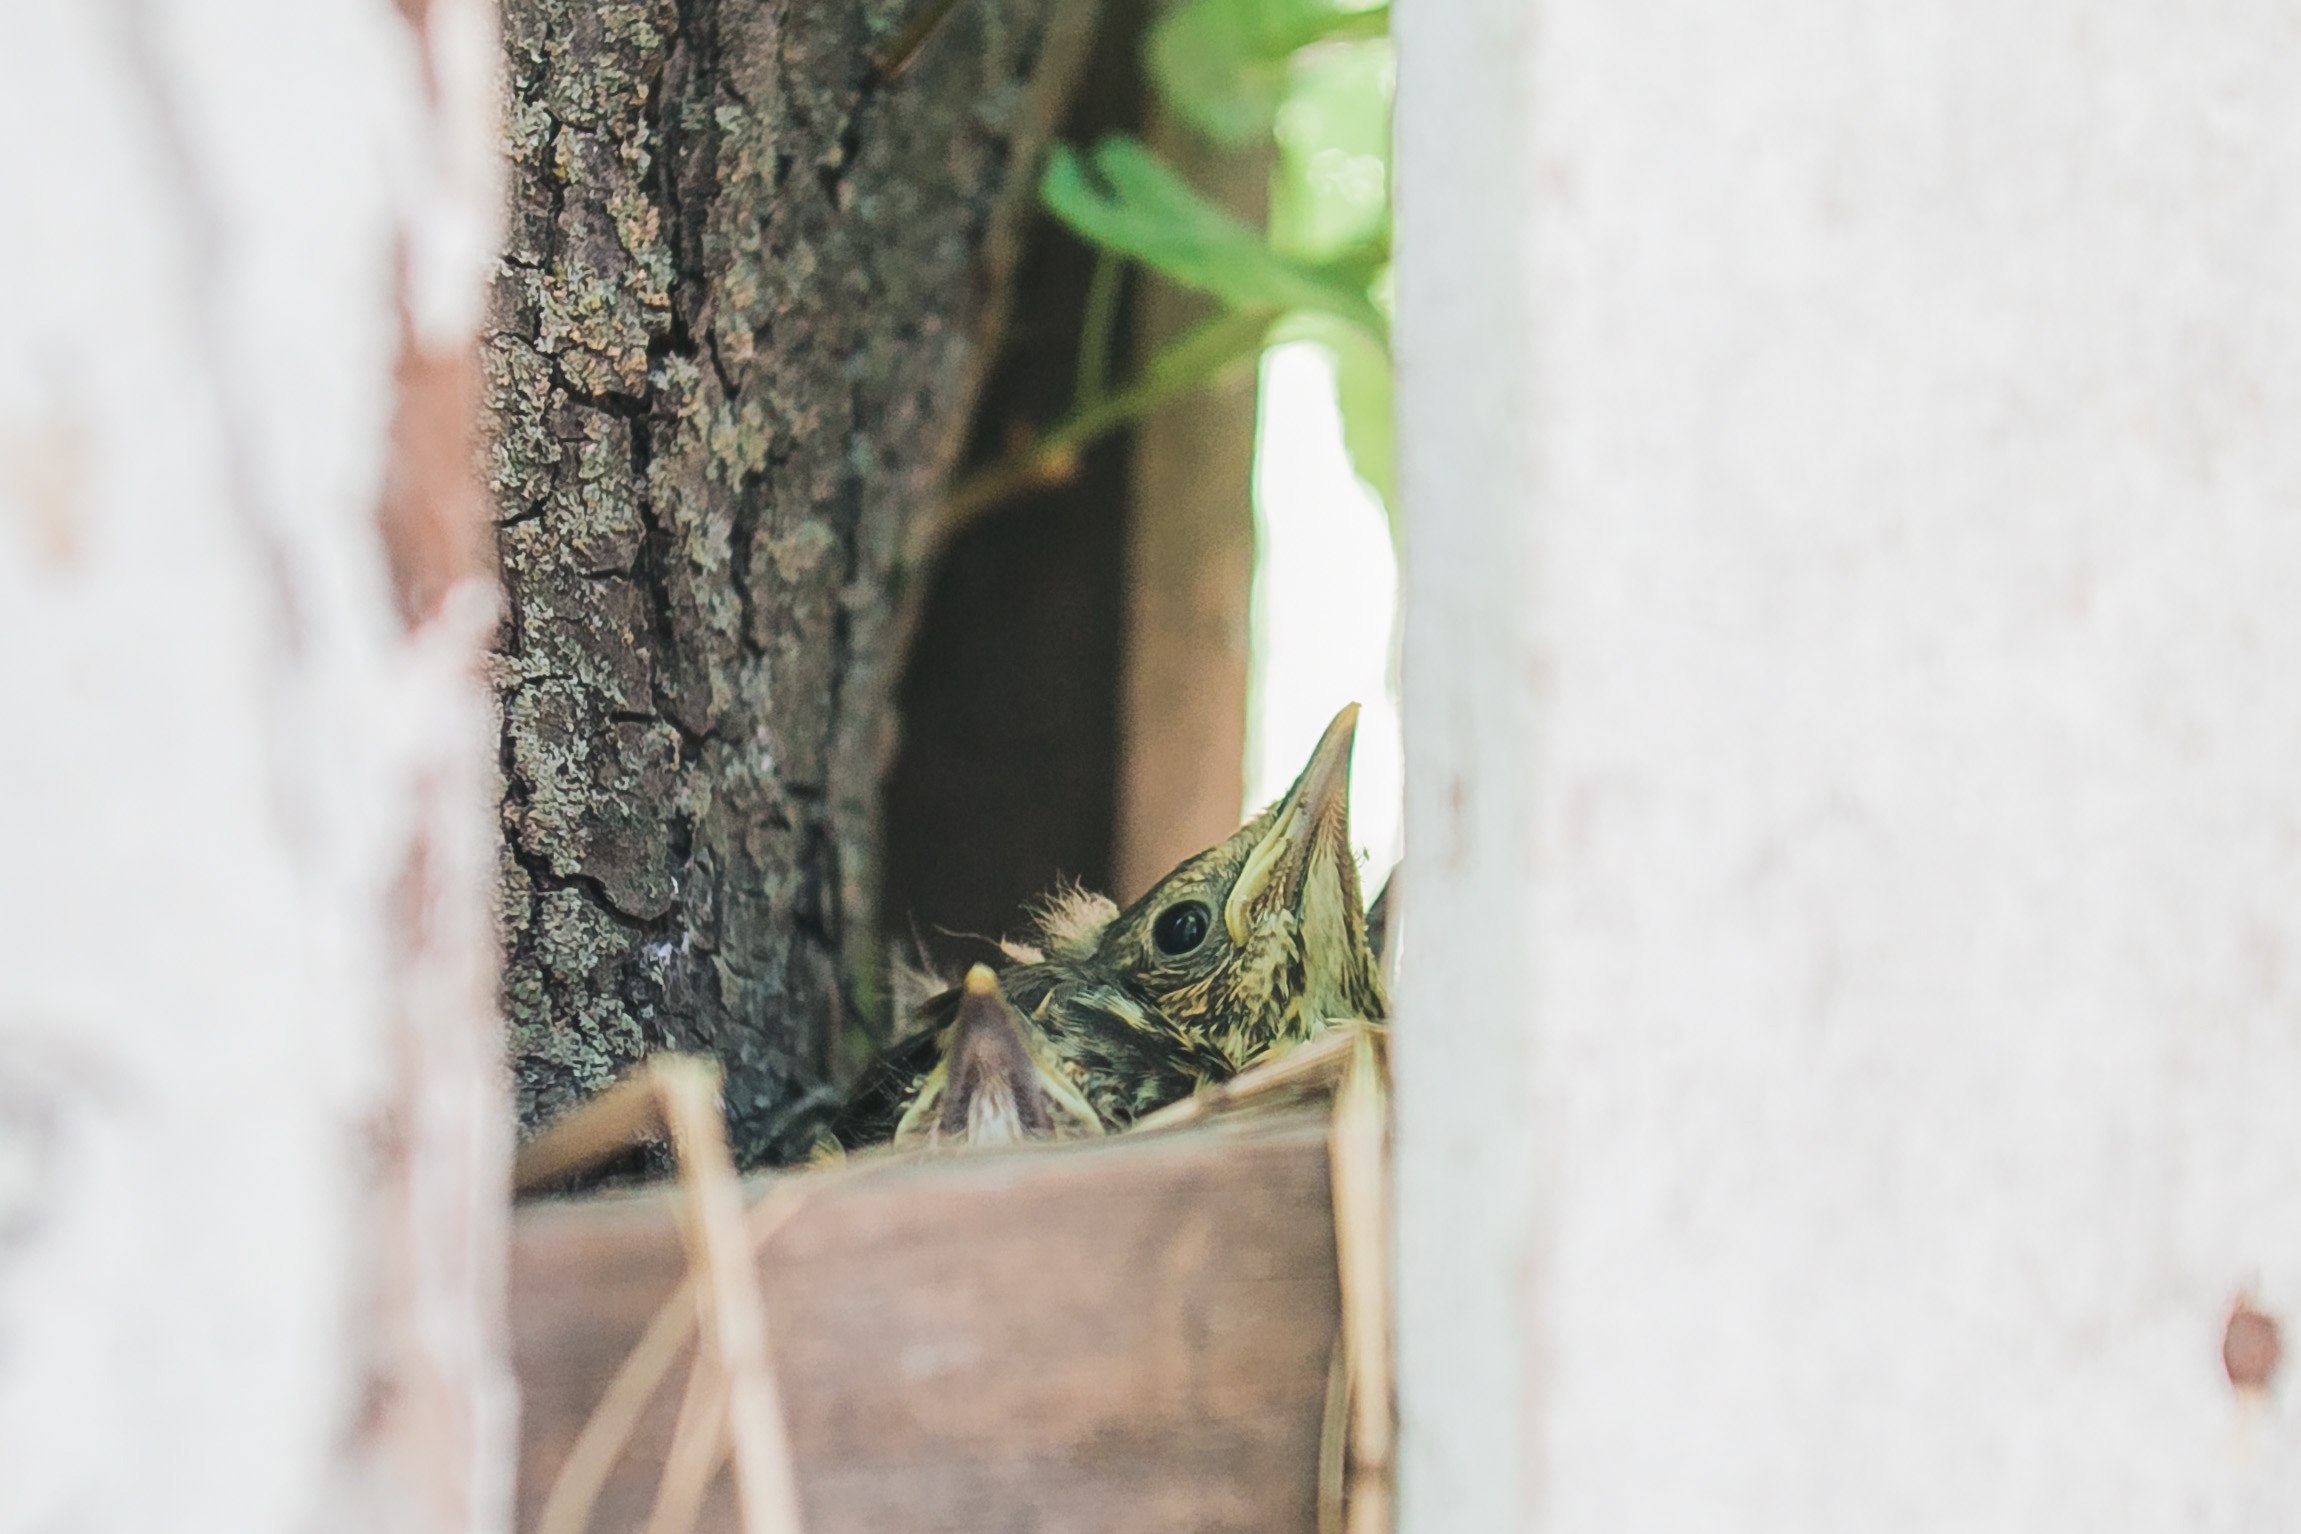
[903,965,1101,1146]
[1223,703,1363,946]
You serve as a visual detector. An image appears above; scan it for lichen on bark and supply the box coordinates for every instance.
[486,0,1095,1162]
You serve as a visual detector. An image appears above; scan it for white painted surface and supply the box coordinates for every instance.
[1395,4,2301,1529]
[0,2,505,1531]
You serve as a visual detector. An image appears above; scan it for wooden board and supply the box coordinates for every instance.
[512,1113,1341,1533]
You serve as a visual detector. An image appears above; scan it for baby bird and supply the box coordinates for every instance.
[833,703,1386,1150]
[892,964,1103,1148]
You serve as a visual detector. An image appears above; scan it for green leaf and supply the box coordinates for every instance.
[1149,0,1389,145]
[1269,36,1393,263]
[1329,322,1394,514]
[940,308,1277,532]
[1041,138,1385,335]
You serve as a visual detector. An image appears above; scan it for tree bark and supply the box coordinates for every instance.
[489,0,1098,1161]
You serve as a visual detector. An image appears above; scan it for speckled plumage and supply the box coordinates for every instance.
[831,705,1386,1151]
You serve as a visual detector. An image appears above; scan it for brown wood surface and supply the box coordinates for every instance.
[513,1113,1340,1533]
[1112,115,1268,904]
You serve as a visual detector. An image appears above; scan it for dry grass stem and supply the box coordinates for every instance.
[1329,1027,1394,1534]
[514,1070,667,1195]
[535,1270,704,1534]
[1316,1333,1350,1534]
[645,1351,729,1534]
[653,1058,805,1534]
[533,1058,835,1534]
[1130,1021,1379,1135]
[641,1177,824,1533]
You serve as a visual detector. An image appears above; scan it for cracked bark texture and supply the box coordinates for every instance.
[488,0,1096,1163]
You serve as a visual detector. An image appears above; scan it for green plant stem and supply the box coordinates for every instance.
[1074,249,1125,410]
[920,306,1275,562]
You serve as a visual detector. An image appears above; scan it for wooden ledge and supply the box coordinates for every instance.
[513,1112,1342,1533]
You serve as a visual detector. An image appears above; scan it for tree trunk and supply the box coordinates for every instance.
[0,1,509,1529]
[489,0,1099,1162]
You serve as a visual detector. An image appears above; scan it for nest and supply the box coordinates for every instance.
[511,1022,1393,1534]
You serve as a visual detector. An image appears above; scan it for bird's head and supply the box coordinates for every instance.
[893,964,1102,1148]
[1075,703,1385,1068]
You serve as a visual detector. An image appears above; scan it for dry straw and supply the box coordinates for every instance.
[517,1059,812,1534]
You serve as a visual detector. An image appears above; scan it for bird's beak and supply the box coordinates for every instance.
[1224,703,1363,946]
[910,965,1101,1146]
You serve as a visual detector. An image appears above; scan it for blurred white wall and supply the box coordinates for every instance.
[1395,4,2301,1529]
[0,3,506,1530]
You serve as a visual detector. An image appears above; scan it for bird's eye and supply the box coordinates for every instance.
[1152,900,1211,957]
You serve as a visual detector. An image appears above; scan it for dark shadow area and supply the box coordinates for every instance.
[881,0,1152,975]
